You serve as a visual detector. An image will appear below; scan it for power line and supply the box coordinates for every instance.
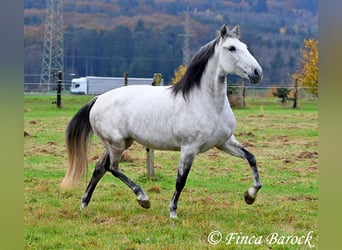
[182,11,191,66]
[40,0,64,91]
[178,10,193,66]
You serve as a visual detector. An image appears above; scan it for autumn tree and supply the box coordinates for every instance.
[293,39,318,97]
[171,65,187,85]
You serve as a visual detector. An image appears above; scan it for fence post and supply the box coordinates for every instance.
[293,77,298,109]
[146,73,162,177]
[241,78,246,108]
[56,71,62,108]
[146,148,155,177]
[124,73,128,86]
[152,73,162,86]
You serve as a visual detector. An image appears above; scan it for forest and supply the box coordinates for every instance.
[24,0,317,85]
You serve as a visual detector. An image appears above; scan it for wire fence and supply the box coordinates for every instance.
[24,82,317,97]
[24,73,317,99]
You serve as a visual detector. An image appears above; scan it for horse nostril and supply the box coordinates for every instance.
[254,68,260,77]
[249,68,262,84]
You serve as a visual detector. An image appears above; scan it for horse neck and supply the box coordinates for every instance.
[199,52,228,108]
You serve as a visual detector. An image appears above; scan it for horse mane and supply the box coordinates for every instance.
[171,37,219,98]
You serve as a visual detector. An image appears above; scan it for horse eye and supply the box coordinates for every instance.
[228,46,236,52]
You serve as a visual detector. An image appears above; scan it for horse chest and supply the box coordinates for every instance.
[207,115,234,144]
[180,106,235,151]
[205,101,235,133]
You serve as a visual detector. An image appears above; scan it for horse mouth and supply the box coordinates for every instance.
[249,75,262,84]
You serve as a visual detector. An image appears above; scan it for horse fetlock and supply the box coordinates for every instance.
[80,202,88,210]
[249,187,258,197]
[169,203,178,219]
[80,194,89,208]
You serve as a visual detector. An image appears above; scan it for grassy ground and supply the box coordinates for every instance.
[24,95,318,249]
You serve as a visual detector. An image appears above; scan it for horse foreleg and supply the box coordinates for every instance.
[80,152,109,209]
[169,150,196,219]
[217,135,262,204]
[106,161,151,209]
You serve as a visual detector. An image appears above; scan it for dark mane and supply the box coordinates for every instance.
[171,37,219,98]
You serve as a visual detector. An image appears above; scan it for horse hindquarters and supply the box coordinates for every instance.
[86,93,151,209]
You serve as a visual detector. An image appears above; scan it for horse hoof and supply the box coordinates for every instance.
[244,190,256,205]
[137,198,151,209]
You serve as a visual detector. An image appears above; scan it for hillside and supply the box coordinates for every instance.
[24,0,318,84]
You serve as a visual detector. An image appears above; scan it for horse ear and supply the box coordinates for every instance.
[231,26,240,38]
[220,24,228,38]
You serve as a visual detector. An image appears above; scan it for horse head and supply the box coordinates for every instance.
[218,25,263,84]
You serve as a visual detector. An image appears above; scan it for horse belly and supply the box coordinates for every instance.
[115,88,181,150]
[127,112,181,151]
[196,126,232,153]
[133,135,181,151]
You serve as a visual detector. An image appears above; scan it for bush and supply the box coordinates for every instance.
[273,87,291,105]
[227,85,242,108]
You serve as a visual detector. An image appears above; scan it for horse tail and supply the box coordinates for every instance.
[61,97,98,188]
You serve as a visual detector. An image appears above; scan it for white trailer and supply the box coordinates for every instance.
[70,76,159,95]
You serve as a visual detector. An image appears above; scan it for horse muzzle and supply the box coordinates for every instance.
[248,67,263,84]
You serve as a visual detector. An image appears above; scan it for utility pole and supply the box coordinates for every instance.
[178,10,193,66]
[182,11,191,66]
[40,0,64,92]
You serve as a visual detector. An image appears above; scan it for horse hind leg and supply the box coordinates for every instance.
[81,151,110,209]
[106,147,151,209]
[109,165,151,209]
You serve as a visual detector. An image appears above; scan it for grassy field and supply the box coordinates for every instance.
[24,95,318,249]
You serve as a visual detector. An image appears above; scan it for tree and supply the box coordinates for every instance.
[171,65,187,84]
[293,39,318,97]
[273,87,291,105]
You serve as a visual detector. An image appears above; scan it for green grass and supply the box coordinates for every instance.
[24,95,318,249]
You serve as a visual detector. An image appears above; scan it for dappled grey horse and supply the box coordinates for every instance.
[61,25,263,218]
